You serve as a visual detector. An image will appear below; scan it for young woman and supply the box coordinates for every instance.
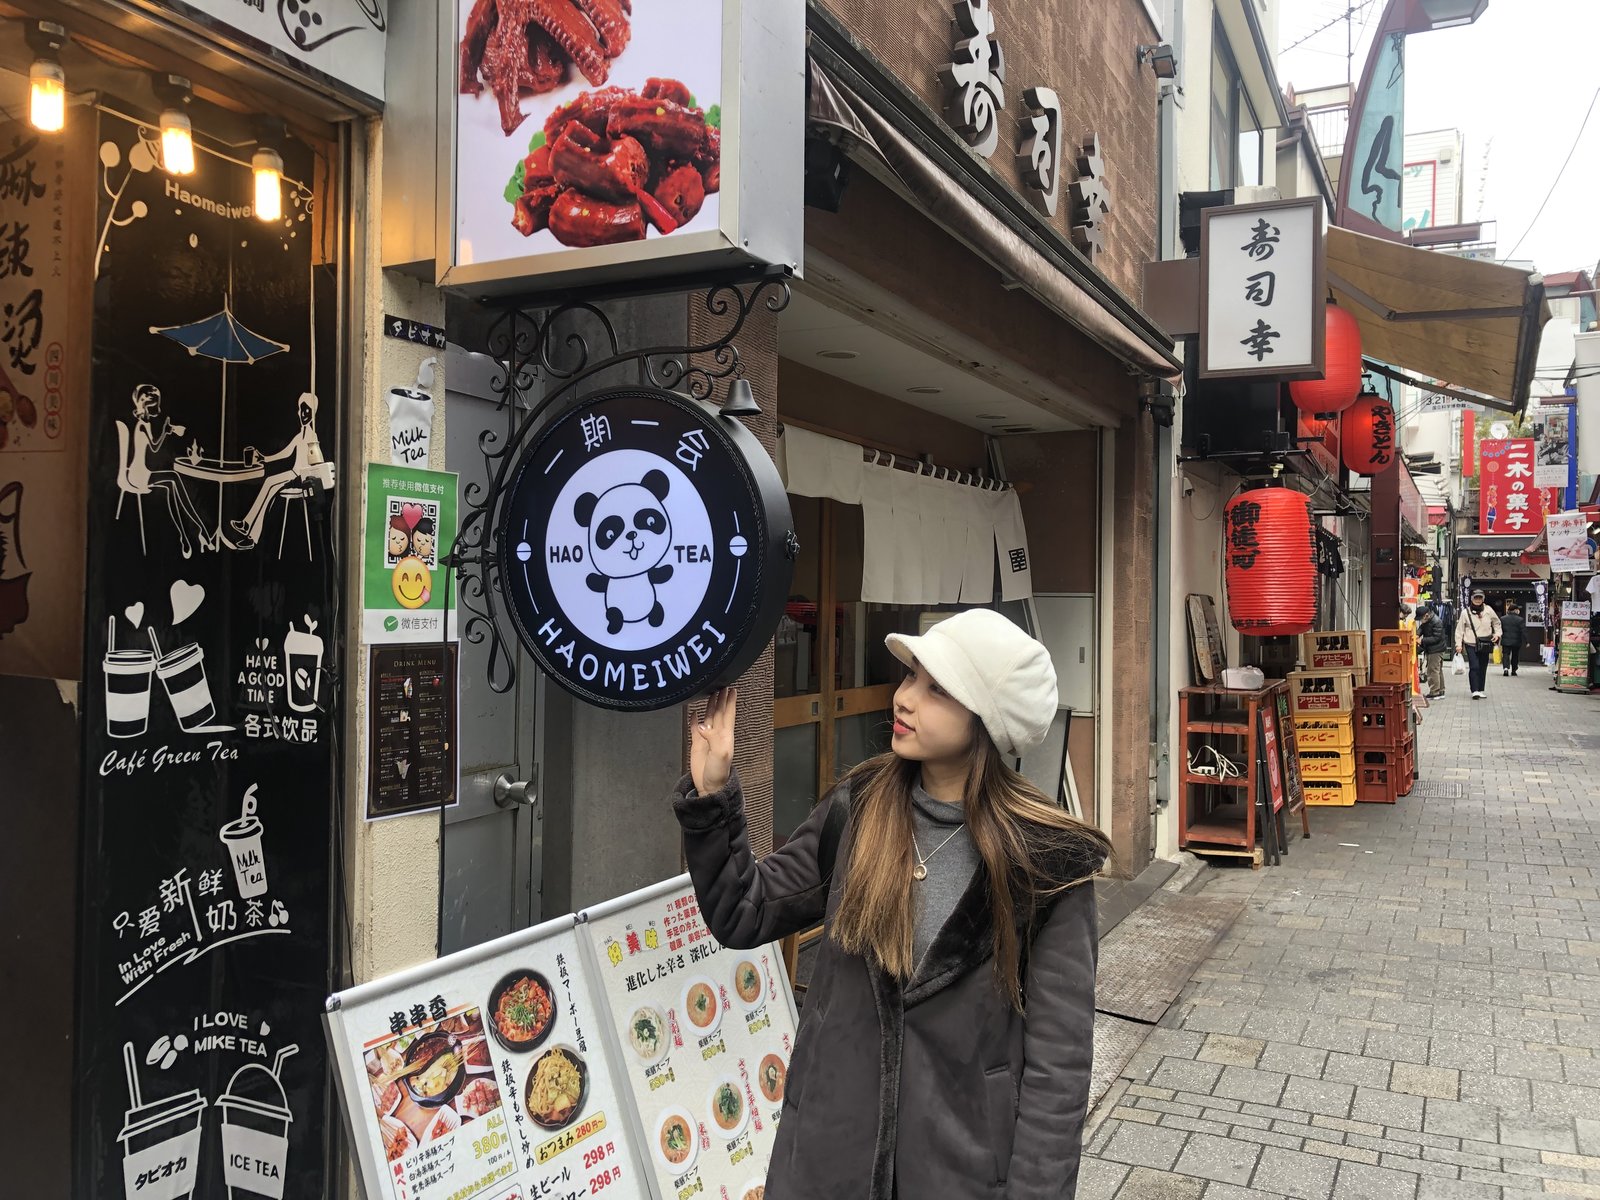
[672,609,1110,1200]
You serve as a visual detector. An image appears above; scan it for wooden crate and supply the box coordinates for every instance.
[1287,669,1356,714]
[1301,630,1369,674]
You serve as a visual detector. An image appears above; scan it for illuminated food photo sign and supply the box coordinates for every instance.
[445,0,804,293]
[497,386,794,710]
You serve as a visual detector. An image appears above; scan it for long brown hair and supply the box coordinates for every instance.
[829,726,1112,1010]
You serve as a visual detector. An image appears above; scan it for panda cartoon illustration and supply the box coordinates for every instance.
[575,468,676,636]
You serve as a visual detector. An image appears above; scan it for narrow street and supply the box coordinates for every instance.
[1082,675,1600,1200]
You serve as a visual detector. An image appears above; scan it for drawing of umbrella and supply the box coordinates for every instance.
[151,295,290,528]
[151,294,290,461]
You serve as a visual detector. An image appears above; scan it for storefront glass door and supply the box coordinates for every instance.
[440,365,542,952]
[772,498,925,843]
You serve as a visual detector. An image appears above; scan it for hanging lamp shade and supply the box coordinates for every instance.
[1288,302,1363,415]
[1340,389,1398,475]
[1224,487,1318,637]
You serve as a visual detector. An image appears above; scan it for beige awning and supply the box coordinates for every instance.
[1325,226,1550,411]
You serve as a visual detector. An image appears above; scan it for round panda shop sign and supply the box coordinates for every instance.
[498,386,795,711]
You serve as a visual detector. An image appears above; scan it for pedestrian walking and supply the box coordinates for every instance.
[673,610,1109,1199]
[1419,603,1449,697]
[1500,603,1526,675]
[1455,588,1503,699]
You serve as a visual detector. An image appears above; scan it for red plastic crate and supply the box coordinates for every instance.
[1355,708,1409,746]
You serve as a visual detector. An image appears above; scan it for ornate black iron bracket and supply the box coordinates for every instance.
[445,272,792,693]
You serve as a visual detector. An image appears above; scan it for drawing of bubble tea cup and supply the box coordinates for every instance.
[151,632,217,732]
[217,1045,297,1199]
[105,650,157,738]
[219,784,268,899]
[118,1042,207,1200]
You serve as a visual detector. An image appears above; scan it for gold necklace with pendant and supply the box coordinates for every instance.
[911,824,965,881]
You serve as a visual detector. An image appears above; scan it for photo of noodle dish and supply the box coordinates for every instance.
[679,975,721,1036]
[707,1078,748,1140]
[628,1005,668,1064]
[653,1106,697,1173]
[732,959,765,1011]
[524,1044,589,1129]
[487,968,557,1051]
[757,1053,786,1104]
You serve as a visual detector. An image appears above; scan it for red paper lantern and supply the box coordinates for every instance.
[1224,487,1318,637]
[1340,389,1398,475]
[1289,302,1363,415]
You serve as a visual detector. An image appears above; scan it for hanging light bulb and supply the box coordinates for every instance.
[25,21,68,134]
[29,59,65,134]
[160,108,195,175]
[252,146,284,222]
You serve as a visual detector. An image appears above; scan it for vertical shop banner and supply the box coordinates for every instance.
[1535,401,1578,511]
[1478,438,1543,536]
[1546,510,1592,574]
[1199,197,1325,380]
[0,119,94,679]
[76,109,339,1200]
[364,463,459,643]
[326,916,650,1200]
[580,877,799,1200]
[1557,601,1592,694]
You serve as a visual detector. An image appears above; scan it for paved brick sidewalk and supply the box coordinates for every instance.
[1080,672,1600,1200]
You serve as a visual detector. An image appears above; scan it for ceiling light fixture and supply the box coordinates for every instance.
[25,21,68,134]
[155,75,196,176]
[906,386,943,395]
[975,413,1008,420]
[816,349,858,360]
[251,121,286,222]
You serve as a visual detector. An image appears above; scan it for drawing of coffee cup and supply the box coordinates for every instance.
[283,618,326,714]
[155,642,217,732]
[118,1043,206,1200]
[220,785,268,899]
[216,1046,297,1199]
[105,649,156,739]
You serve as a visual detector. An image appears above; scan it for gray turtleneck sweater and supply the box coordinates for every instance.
[911,781,980,969]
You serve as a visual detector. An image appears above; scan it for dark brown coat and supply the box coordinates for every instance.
[674,771,1101,1199]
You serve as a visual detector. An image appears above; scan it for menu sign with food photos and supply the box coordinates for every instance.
[443,0,802,295]
[325,917,649,1200]
[578,875,799,1200]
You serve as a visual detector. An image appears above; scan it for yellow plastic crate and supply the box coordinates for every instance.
[1298,749,1354,780]
[1294,716,1353,752]
[1303,778,1356,806]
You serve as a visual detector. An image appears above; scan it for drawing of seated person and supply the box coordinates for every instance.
[129,384,209,558]
[230,392,336,548]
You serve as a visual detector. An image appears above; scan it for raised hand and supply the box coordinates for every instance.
[690,686,737,797]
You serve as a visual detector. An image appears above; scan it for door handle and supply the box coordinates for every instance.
[493,774,538,810]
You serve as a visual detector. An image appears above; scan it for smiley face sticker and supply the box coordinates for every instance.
[391,556,432,609]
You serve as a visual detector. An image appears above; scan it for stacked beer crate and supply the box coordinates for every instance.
[1289,632,1364,806]
[1353,679,1414,802]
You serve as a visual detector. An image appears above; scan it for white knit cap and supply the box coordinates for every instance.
[884,609,1058,757]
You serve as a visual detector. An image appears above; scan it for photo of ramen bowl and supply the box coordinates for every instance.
[654,1106,698,1173]
[739,1182,766,1200]
[487,968,557,1052]
[628,1005,668,1064]
[679,976,721,1035]
[707,1078,748,1140]
[402,1033,466,1109]
[757,1053,786,1104]
[732,959,765,1011]
[524,1044,588,1130]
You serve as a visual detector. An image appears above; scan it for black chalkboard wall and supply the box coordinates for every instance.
[74,108,338,1200]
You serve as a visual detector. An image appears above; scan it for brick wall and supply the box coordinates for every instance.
[819,0,1161,299]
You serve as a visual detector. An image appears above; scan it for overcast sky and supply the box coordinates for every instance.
[1276,0,1600,279]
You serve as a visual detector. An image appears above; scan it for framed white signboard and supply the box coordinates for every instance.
[442,0,804,294]
[158,0,387,103]
[1200,196,1326,381]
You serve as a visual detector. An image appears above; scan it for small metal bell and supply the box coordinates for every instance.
[719,377,762,418]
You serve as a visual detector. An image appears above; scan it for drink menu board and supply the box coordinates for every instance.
[579,878,798,1200]
[326,917,649,1200]
[1558,601,1592,694]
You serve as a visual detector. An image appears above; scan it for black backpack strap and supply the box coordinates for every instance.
[817,788,852,885]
